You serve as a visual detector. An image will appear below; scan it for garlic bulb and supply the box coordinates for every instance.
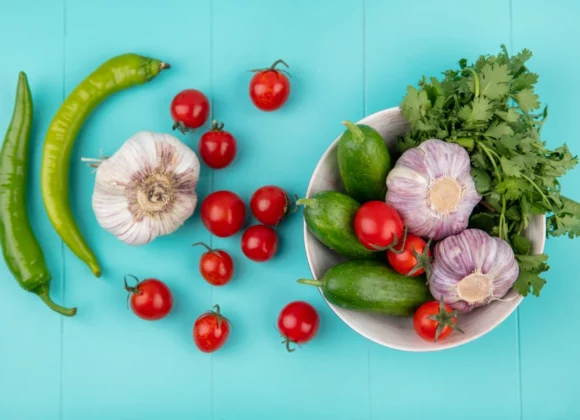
[429,229,519,312]
[386,139,481,240]
[91,131,200,245]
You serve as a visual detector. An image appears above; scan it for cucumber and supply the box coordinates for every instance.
[298,191,377,260]
[337,121,391,202]
[298,260,432,317]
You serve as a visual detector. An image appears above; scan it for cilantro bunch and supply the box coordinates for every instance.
[399,45,580,297]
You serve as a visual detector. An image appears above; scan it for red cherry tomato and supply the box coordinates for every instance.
[124,275,173,321]
[199,120,237,169]
[193,242,234,286]
[193,305,230,353]
[277,301,319,352]
[241,224,278,262]
[201,191,246,237]
[413,300,462,342]
[354,201,404,250]
[250,186,291,226]
[249,59,291,112]
[387,234,432,276]
[170,89,210,133]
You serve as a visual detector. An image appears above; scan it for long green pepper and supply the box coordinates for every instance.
[0,73,76,316]
[41,53,170,277]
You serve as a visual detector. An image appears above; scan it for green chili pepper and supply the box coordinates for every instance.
[41,53,170,277]
[0,72,76,316]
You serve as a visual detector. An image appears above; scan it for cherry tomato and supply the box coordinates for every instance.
[199,120,237,169]
[387,234,432,276]
[354,201,404,250]
[201,191,246,237]
[193,305,230,353]
[193,242,234,286]
[277,301,319,352]
[413,300,463,342]
[124,275,173,321]
[250,186,291,226]
[249,59,291,112]
[241,224,278,262]
[170,89,210,133]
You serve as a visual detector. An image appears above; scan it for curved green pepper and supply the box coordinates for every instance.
[0,72,76,316]
[41,53,170,277]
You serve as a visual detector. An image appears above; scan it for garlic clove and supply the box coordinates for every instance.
[429,229,520,312]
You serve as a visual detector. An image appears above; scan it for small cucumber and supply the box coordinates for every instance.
[299,260,432,317]
[299,191,377,260]
[337,121,391,202]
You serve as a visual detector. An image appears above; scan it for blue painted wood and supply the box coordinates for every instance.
[513,1,580,419]
[1,0,579,419]
[0,1,65,418]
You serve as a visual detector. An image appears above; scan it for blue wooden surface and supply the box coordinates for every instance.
[0,0,578,419]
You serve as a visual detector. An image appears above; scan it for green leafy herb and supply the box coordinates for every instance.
[399,45,580,298]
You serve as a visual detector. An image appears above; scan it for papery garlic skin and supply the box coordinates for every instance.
[429,229,520,313]
[386,139,481,240]
[92,131,200,245]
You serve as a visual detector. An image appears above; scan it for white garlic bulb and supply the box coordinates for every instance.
[91,131,200,245]
[429,229,519,312]
[385,139,481,240]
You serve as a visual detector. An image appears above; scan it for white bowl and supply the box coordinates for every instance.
[303,107,545,352]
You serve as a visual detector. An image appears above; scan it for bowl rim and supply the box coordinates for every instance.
[303,106,545,352]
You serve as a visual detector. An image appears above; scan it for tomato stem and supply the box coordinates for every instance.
[212,304,224,329]
[211,120,225,131]
[407,239,433,278]
[427,298,464,341]
[270,59,289,70]
[123,274,141,294]
[284,337,296,353]
[384,227,408,254]
[172,121,190,134]
[192,242,213,252]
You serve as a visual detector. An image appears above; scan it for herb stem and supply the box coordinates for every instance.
[464,68,480,97]
[521,173,551,207]
[477,142,502,182]
[500,195,508,241]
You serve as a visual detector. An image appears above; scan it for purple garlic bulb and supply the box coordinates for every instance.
[429,229,520,312]
[386,139,481,240]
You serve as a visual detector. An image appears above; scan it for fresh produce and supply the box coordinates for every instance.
[0,72,76,317]
[124,275,173,321]
[250,185,291,226]
[41,53,169,277]
[429,229,519,312]
[193,242,234,286]
[298,191,377,260]
[386,139,481,240]
[200,191,246,237]
[354,201,404,250]
[387,234,432,277]
[88,132,200,245]
[399,46,580,297]
[170,89,210,133]
[249,59,291,111]
[241,224,278,262]
[198,120,237,169]
[277,301,320,352]
[413,300,462,342]
[337,121,391,202]
[193,305,230,353]
[298,261,432,316]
